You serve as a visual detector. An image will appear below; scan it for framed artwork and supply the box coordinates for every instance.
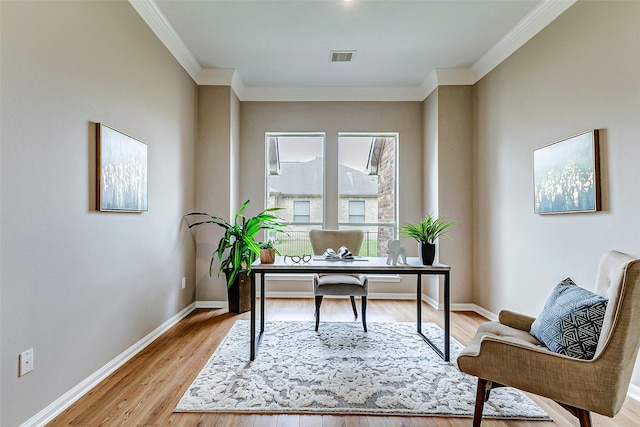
[96,123,148,212]
[533,129,600,214]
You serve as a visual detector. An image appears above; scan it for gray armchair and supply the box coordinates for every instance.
[309,229,368,332]
[457,250,640,427]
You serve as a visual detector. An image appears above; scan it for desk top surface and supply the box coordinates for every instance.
[251,256,450,273]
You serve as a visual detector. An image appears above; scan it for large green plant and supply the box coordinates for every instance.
[186,200,286,287]
[399,213,456,244]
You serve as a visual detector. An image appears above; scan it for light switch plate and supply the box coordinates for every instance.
[19,348,34,376]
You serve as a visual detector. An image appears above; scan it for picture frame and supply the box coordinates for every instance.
[533,129,600,214]
[96,123,148,212]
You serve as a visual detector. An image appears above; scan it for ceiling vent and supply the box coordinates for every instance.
[330,50,356,62]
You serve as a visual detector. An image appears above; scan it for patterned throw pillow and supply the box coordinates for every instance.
[530,278,608,360]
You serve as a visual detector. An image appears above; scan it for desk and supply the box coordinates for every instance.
[249,256,452,361]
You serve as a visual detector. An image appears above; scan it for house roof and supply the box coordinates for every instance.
[269,157,377,197]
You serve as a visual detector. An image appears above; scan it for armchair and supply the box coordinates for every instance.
[457,250,640,427]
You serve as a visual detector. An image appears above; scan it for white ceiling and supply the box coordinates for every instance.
[131,0,576,100]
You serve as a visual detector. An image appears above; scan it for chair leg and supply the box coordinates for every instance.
[350,296,358,318]
[315,296,323,331]
[473,378,488,427]
[361,296,367,332]
[557,402,592,427]
[576,409,592,427]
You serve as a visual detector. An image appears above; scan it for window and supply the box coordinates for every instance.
[338,134,398,257]
[293,200,310,223]
[266,133,324,255]
[348,200,365,223]
[265,132,397,257]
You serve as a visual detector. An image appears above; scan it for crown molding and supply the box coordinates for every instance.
[419,70,439,100]
[472,0,577,81]
[128,0,201,81]
[132,0,576,101]
[238,86,426,102]
[196,68,235,86]
[418,68,477,100]
[435,68,477,86]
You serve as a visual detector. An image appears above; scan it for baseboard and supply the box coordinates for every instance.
[195,300,228,309]
[421,293,439,310]
[628,383,640,403]
[20,303,197,427]
[464,304,499,321]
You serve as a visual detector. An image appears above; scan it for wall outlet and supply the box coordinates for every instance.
[181,277,186,289]
[19,348,34,376]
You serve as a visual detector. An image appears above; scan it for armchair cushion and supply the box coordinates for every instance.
[530,278,608,360]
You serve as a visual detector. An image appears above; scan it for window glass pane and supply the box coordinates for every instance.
[266,134,324,255]
[348,200,365,223]
[293,200,310,223]
[338,135,397,257]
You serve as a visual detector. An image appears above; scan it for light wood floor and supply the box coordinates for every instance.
[48,299,640,426]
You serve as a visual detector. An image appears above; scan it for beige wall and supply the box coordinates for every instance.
[473,1,640,386]
[422,89,441,301]
[421,87,474,306]
[240,102,424,295]
[195,86,235,302]
[0,2,197,425]
[438,86,474,304]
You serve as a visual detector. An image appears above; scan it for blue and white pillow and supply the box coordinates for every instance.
[530,278,608,360]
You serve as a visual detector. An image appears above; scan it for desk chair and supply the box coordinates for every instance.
[309,230,368,332]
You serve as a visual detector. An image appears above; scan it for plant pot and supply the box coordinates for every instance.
[419,242,436,265]
[224,269,252,314]
[260,248,276,264]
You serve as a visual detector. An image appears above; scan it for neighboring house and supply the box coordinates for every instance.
[268,157,379,227]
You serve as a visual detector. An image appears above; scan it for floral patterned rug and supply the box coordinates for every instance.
[175,320,549,419]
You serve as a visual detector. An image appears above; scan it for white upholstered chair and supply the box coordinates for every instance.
[309,230,368,332]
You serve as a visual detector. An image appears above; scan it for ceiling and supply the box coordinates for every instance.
[131,0,575,100]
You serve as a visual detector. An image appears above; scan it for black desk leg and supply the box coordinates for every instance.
[417,273,422,334]
[417,272,450,362]
[249,271,266,361]
[250,271,256,360]
[260,272,265,334]
[444,271,450,361]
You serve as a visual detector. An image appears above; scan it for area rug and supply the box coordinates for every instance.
[175,320,550,419]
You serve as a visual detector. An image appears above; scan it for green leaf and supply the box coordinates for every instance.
[400,213,457,244]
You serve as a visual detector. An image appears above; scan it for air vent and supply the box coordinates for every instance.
[330,50,356,62]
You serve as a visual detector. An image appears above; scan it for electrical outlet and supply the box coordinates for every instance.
[181,277,186,289]
[19,348,34,377]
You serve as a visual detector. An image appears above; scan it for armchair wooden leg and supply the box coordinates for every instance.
[361,296,367,332]
[315,296,323,331]
[576,409,592,427]
[350,296,358,318]
[473,378,488,427]
[557,402,592,427]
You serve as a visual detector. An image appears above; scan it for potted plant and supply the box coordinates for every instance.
[185,199,286,313]
[259,239,279,264]
[400,213,456,265]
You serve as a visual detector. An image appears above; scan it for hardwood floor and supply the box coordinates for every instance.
[48,299,640,426]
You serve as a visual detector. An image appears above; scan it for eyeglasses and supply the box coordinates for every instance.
[284,254,312,264]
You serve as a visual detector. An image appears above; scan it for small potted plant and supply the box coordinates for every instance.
[259,239,279,264]
[400,213,456,265]
[185,200,287,312]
